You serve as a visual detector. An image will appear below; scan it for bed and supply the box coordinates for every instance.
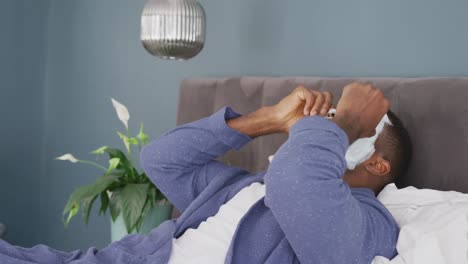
[174,77,468,263]
[177,77,468,192]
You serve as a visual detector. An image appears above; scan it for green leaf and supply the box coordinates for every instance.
[135,198,151,232]
[63,186,89,218]
[91,146,109,155]
[119,184,149,233]
[89,174,119,195]
[64,203,79,227]
[136,123,149,145]
[141,197,152,218]
[117,131,131,153]
[107,158,120,172]
[62,174,119,226]
[135,216,144,233]
[82,194,98,225]
[117,131,139,151]
[109,190,122,222]
[99,192,109,215]
[102,147,127,160]
[101,147,133,176]
[127,137,139,146]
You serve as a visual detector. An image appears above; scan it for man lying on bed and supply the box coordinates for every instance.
[0,82,412,264]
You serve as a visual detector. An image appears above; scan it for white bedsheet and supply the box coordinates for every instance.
[372,184,468,264]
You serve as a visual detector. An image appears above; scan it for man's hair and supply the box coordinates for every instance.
[379,111,413,183]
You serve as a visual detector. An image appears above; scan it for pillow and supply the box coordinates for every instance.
[372,184,468,264]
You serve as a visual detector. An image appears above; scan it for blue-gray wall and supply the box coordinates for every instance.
[0,0,49,247]
[3,0,468,250]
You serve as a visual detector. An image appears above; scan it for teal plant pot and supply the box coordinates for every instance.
[111,203,172,242]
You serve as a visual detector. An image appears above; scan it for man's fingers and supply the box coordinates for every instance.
[320,91,333,116]
[310,92,325,116]
[295,87,333,116]
[302,89,316,116]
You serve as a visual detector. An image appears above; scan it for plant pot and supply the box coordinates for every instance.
[110,203,172,242]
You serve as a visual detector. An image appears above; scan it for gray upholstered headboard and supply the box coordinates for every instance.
[177,77,468,193]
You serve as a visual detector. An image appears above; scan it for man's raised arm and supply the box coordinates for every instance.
[140,105,288,212]
[264,83,396,263]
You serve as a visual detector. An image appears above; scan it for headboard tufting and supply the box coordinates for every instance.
[177,77,468,192]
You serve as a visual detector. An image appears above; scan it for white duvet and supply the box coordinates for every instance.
[373,184,468,264]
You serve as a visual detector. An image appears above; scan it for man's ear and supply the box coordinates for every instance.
[364,156,391,176]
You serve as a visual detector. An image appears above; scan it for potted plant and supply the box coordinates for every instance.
[56,98,171,242]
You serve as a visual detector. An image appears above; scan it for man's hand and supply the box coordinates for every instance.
[273,86,333,132]
[333,82,390,144]
[227,86,332,137]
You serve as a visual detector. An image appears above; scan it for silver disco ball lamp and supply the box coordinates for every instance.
[141,0,206,60]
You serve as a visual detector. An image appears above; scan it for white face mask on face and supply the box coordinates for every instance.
[344,114,392,170]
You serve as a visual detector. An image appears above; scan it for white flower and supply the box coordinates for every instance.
[56,153,79,163]
[111,98,130,129]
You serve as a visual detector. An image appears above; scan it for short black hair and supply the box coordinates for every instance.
[378,111,413,183]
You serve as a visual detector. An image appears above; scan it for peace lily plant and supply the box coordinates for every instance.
[56,98,168,234]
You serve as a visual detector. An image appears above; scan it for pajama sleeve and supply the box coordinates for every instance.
[140,107,254,212]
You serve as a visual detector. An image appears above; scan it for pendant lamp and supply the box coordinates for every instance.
[141,0,206,60]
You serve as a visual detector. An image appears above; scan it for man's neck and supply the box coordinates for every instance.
[344,171,382,195]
